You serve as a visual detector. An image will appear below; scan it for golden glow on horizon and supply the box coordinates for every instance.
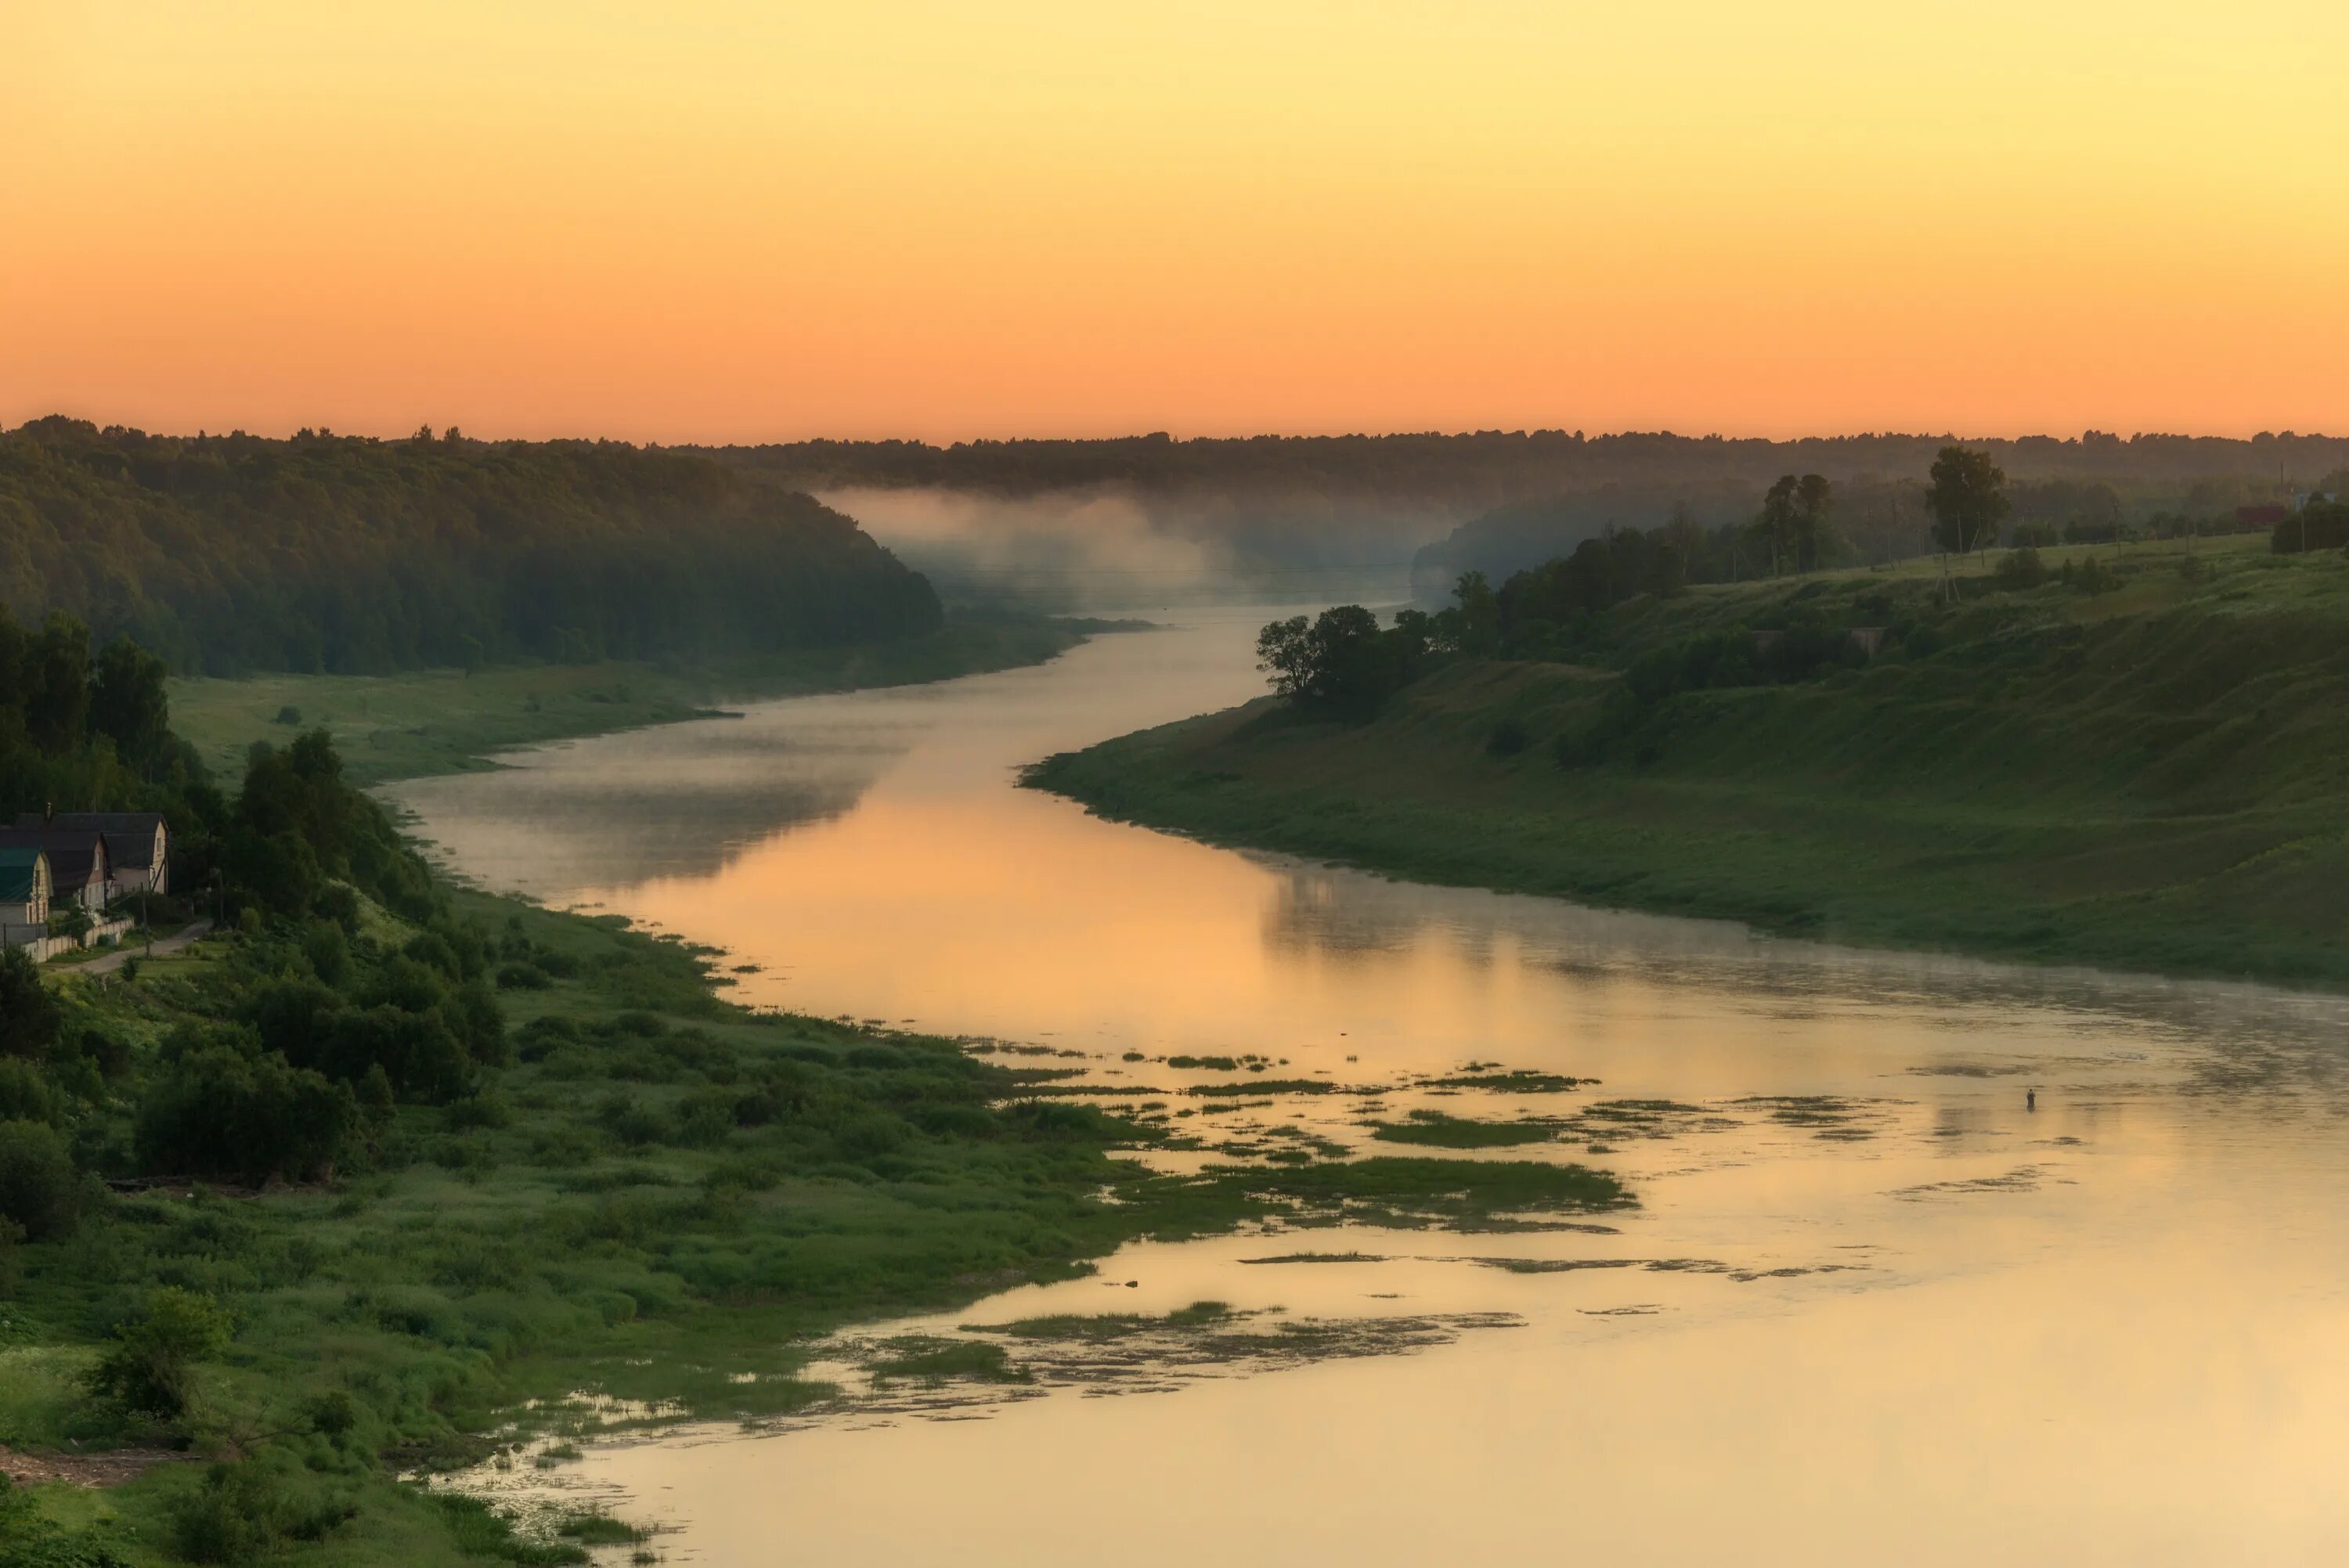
[7,2,2348,442]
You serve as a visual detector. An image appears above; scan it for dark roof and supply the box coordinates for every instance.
[11,813,164,869]
[0,828,108,891]
[0,846,45,904]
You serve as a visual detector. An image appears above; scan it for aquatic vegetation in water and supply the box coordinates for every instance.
[1134,1155,1633,1236]
[864,1336,1031,1385]
[1369,1111,1561,1148]
[1420,1071,1591,1094]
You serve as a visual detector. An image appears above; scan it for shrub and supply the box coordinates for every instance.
[88,1287,233,1420]
[1485,719,1530,758]
[1993,546,2048,590]
[302,921,352,986]
[0,1061,56,1126]
[0,948,62,1060]
[0,1119,81,1240]
[496,961,552,990]
[137,1045,359,1183]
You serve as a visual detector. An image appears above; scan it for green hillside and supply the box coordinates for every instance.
[1031,535,2349,986]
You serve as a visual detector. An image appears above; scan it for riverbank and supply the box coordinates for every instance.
[168,618,1101,788]
[9,618,1636,1566]
[1028,539,2349,989]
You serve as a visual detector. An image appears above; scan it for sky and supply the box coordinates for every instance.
[5,1,2347,443]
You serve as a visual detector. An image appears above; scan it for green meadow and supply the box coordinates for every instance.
[1031,535,2349,988]
[167,618,1087,788]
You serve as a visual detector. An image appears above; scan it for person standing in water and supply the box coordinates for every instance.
[2026,1088,2037,1112]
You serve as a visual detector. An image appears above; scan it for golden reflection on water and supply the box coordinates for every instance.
[398,617,2349,1566]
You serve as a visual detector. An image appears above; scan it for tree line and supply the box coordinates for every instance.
[705,428,2349,499]
[1259,445,2034,709]
[0,419,945,676]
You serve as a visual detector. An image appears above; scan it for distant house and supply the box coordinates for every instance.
[2293,492,2340,511]
[2237,504,2289,528]
[0,846,50,934]
[15,812,169,898]
[0,827,111,913]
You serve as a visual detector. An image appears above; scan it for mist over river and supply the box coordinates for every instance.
[388,612,2349,1567]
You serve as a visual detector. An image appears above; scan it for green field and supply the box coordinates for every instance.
[168,619,1088,788]
[1031,534,2349,988]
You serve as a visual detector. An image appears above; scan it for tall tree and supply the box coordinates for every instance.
[1793,474,1836,571]
[1926,446,2010,559]
[24,613,92,751]
[1754,476,1802,575]
[89,637,173,777]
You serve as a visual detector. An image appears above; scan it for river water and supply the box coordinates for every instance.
[391,614,2349,1566]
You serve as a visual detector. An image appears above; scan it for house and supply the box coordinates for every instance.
[0,846,49,935]
[15,811,169,898]
[0,827,111,914]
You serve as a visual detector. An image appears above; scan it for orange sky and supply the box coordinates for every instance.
[6,2,2347,443]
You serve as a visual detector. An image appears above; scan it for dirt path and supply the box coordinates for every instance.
[0,1443,182,1487]
[78,917,213,975]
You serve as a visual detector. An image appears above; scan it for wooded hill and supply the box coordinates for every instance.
[705,429,2349,501]
[0,420,943,676]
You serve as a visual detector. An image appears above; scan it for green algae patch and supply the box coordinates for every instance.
[1369,1112,1561,1148]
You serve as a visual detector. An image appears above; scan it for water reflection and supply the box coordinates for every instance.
[396,613,2349,1568]
[385,712,911,893]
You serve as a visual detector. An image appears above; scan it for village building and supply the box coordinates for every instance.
[14,811,170,898]
[0,846,50,936]
[0,827,112,914]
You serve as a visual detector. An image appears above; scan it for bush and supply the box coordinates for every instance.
[88,1287,233,1420]
[137,1044,359,1183]
[0,1061,56,1126]
[2271,500,2349,553]
[496,961,551,990]
[0,948,62,1060]
[1993,547,2048,590]
[0,1119,81,1241]
[1485,719,1530,758]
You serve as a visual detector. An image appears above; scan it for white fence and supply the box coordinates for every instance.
[2,917,138,961]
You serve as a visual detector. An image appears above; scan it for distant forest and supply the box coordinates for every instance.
[0,420,942,676]
[703,429,2349,502]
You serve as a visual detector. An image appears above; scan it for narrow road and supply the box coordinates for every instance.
[78,918,214,974]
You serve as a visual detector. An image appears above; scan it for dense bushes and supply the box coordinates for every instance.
[0,1119,82,1241]
[1255,605,1438,719]
[136,1034,359,1184]
[86,1286,234,1420]
[2271,500,2349,554]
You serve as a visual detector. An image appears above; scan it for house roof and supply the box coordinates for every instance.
[0,828,108,891]
[12,812,166,870]
[0,846,45,904]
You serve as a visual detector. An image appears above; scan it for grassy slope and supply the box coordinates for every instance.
[168,619,1086,788]
[7,892,1161,1564]
[15,613,1628,1564]
[1032,535,2349,988]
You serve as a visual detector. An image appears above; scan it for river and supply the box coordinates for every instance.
[389,612,2349,1566]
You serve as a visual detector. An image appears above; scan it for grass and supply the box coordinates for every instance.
[1030,535,2349,989]
[13,884,1637,1564]
[170,618,1089,788]
[1369,1112,1559,1148]
[866,1337,1028,1384]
